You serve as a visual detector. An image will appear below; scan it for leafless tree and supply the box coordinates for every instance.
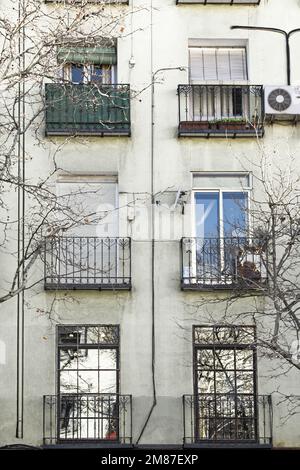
[182,151,300,415]
[0,0,144,304]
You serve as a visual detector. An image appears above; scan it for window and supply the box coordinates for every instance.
[181,173,266,288]
[56,176,118,237]
[193,172,250,238]
[66,63,114,84]
[182,43,254,128]
[46,176,123,288]
[180,173,256,287]
[58,42,117,84]
[193,191,248,283]
[194,191,248,239]
[189,46,248,83]
[194,325,257,441]
[57,325,119,441]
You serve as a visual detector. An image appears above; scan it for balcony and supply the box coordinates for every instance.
[45,83,131,136]
[183,394,272,447]
[43,394,132,446]
[45,0,129,3]
[176,1,260,4]
[44,237,131,290]
[178,85,264,137]
[181,237,268,290]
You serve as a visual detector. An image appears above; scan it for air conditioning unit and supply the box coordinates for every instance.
[265,86,300,117]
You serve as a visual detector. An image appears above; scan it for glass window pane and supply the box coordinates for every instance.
[78,371,99,393]
[194,327,214,344]
[59,349,78,370]
[196,349,214,369]
[223,192,247,237]
[214,349,235,370]
[98,326,119,344]
[236,372,254,393]
[58,326,84,345]
[214,326,236,343]
[91,65,104,82]
[195,192,219,238]
[71,64,84,83]
[60,371,78,394]
[197,371,215,394]
[99,349,117,370]
[86,327,100,344]
[99,371,117,394]
[216,395,236,417]
[215,372,235,393]
[77,349,99,370]
[56,182,117,237]
[235,349,254,370]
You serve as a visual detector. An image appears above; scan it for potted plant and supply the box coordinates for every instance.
[216,117,249,131]
[179,120,210,132]
[237,260,261,282]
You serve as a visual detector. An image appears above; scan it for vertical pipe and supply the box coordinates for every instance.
[16,0,26,440]
[136,0,157,445]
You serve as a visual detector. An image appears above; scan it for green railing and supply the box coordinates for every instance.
[45,83,131,136]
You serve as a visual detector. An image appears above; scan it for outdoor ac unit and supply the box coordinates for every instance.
[265,86,300,116]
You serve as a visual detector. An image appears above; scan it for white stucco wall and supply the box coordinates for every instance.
[0,0,300,447]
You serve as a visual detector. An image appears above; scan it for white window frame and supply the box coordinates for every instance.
[188,41,249,85]
[62,64,116,84]
[189,173,252,282]
[191,189,251,240]
[56,175,119,237]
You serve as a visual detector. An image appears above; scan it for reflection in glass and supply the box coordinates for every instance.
[195,325,257,441]
[57,325,119,441]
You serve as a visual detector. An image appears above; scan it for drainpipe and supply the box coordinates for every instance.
[135,3,185,444]
[16,0,26,439]
[231,26,300,86]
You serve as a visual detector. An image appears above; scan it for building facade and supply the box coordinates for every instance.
[0,0,300,448]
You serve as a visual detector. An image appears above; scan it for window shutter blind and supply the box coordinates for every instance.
[189,48,204,81]
[229,48,247,81]
[190,47,247,82]
[57,44,117,65]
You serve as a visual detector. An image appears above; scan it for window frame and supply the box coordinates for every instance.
[62,63,116,84]
[191,189,251,239]
[56,324,120,397]
[188,45,249,85]
[55,175,119,237]
[56,324,120,442]
[192,324,259,443]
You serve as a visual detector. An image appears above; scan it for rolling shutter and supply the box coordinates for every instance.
[57,42,117,65]
[190,47,247,82]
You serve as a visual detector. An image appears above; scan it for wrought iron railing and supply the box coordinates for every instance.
[176,1,260,4]
[181,237,268,289]
[44,237,131,290]
[183,394,272,446]
[45,0,129,5]
[45,1,129,3]
[45,83,131,136]
[178,85,264,137]
[43,394,132,445]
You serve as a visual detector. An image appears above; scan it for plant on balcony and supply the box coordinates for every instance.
[216,117,249,130]
[237,260,261,282]
[186,154,300,424]
[179,121,211,131]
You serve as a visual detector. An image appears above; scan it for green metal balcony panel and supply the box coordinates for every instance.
[45,83,131,136]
